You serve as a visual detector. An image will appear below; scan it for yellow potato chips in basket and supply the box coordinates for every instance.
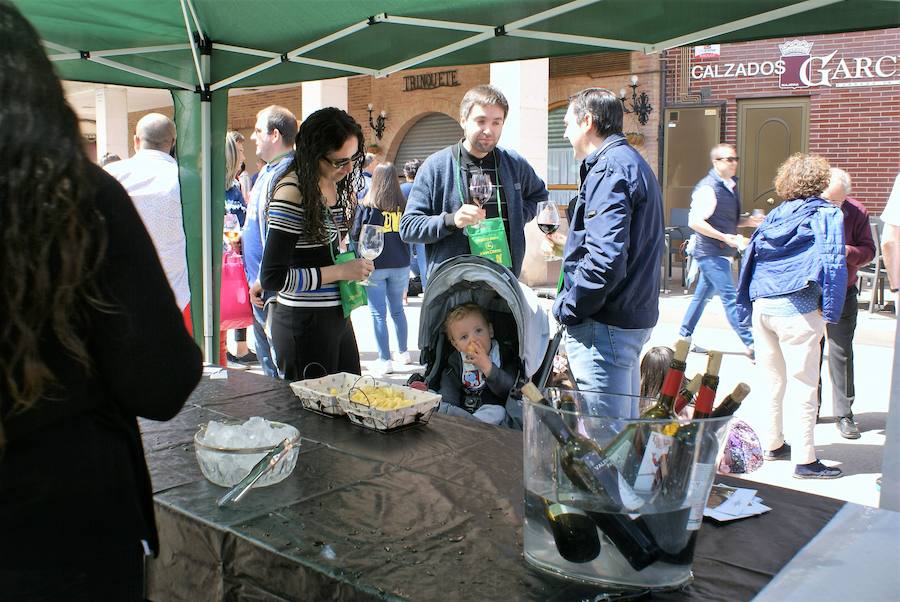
[338,376,442,432]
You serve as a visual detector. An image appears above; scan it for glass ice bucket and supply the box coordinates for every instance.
[523,389,732,591]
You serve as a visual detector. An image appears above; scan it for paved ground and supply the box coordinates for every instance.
[241,273,896,509]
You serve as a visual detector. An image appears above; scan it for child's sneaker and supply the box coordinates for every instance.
[369,358,393,377]
[393,351,411,366]
[793,460,842,479]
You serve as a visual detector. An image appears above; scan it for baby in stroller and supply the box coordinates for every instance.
[408,255,551,430]
[439,303,518,425]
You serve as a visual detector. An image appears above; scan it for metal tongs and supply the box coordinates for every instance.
[216,437,296,507]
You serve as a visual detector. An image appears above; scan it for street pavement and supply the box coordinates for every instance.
[243,276,895,509]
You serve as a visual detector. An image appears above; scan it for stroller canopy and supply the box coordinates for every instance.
[419,256,550,379]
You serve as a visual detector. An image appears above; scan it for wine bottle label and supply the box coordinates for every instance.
[581,451,645,511]
[633,431,674,494]
[685,462,716,530]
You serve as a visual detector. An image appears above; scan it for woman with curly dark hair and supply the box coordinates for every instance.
[0,2,202,598]
[260,108,373,379]
[737,153,847,479]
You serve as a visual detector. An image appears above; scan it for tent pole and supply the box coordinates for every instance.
[200,54,213,362]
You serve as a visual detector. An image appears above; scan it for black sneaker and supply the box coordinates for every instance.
[227,351,258,365]
[763,442,791,461]
[793,460,842,479]
[837,417,861,439]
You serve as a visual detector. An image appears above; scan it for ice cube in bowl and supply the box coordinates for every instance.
[194,418,300,487]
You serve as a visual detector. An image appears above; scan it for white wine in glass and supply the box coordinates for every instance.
[357,224,384,286]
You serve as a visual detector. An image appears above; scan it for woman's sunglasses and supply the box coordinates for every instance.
[324,150,364,169]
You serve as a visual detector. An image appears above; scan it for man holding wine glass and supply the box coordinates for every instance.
[400,85,547,278]
[553,88,664,400]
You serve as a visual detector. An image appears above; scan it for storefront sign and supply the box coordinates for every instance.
[694,44,720,58]
[403,69,460,92]
[691,40,900,89]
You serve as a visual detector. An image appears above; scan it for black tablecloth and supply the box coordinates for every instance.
[143,370,843,601]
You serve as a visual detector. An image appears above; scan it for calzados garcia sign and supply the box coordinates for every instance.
[691,40,899,89]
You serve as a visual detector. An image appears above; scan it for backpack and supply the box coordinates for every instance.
[717,419,764,474]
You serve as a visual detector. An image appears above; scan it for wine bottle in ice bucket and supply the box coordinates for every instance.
[539,496,602,563]
[521,383,663,571]
[711,383,751,418]
[673,373,702,415]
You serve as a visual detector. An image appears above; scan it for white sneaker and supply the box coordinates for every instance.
[393,351,411,366]
[369,358,393,377]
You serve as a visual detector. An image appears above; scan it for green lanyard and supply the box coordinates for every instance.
[455,143,503,216]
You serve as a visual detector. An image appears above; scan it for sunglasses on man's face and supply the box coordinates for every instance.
[323,150,364,169]
[716,156,739,163]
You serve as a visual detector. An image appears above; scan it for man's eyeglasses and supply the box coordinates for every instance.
[323,151,364,169]
[716,156,739,163]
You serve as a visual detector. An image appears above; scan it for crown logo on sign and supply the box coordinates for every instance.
[778,40,813,56]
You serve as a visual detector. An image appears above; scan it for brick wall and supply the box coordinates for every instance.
[664,28,900,214]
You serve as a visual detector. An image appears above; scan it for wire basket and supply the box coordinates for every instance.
[289,372,360,417]
[338,375,442,433]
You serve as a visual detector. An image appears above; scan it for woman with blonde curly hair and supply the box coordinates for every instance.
[737,153,847,479]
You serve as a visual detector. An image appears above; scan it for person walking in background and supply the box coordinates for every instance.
[401,158,428,292]
[678,144,761,359]
[0,3,202,596]
[737,153,847,479]
[553,88,664,399]
[223,130,257,367]
[400,84,546,278]
[259,108,372,380]
[242,105,298,378]
[358,152,380,199]
[818,168,875,439]
[105,112,192,333]
[352,163,412,376]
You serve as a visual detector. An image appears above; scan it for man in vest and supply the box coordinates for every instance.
[679,144,760,358]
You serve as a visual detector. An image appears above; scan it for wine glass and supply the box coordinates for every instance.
[357,224,384,286]
[223,213,241,252]
[536,201,561,261]
[467,170,493,231]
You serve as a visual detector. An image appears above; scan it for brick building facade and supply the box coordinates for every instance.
[664,28,900,214]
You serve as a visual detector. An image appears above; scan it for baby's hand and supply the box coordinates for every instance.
[465,341,492,376]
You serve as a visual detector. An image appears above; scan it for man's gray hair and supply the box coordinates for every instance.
[136,113,176,151]
[830,167,852,195]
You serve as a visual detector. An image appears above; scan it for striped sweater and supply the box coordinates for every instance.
[259,171,349,308]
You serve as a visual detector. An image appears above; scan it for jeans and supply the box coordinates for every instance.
[565,320,651,413]
[366,267,409,361]
[679,255,754,349]
[413,243,428,289]
[251,303,278,378]
[753,309,825,465]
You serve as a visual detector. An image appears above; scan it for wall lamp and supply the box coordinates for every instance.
[367,104,387,140]
[619,75,653,126]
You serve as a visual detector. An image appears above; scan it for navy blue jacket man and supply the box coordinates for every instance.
[553,88,663,398]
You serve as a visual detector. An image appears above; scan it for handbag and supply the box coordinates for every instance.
[220,249,254,330]
[334,251,368,318]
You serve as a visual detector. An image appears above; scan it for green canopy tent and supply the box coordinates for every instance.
[12,0,899,361]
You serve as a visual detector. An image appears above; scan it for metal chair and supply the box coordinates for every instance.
[858,220,888,313]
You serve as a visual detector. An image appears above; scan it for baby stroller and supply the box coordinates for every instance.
[409,255,554,428]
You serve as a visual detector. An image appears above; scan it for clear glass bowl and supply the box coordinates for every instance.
[193,421,300,488]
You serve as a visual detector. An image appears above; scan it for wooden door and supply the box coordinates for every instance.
[737,98,809,210]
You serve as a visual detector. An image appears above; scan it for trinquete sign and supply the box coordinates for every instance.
[403,70,460,92]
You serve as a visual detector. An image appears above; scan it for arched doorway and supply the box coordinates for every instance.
[393,113,462,169]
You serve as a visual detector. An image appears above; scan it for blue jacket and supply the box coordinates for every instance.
[737,197,847,325]
[399,145,546,277]
[552,134,664,328]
